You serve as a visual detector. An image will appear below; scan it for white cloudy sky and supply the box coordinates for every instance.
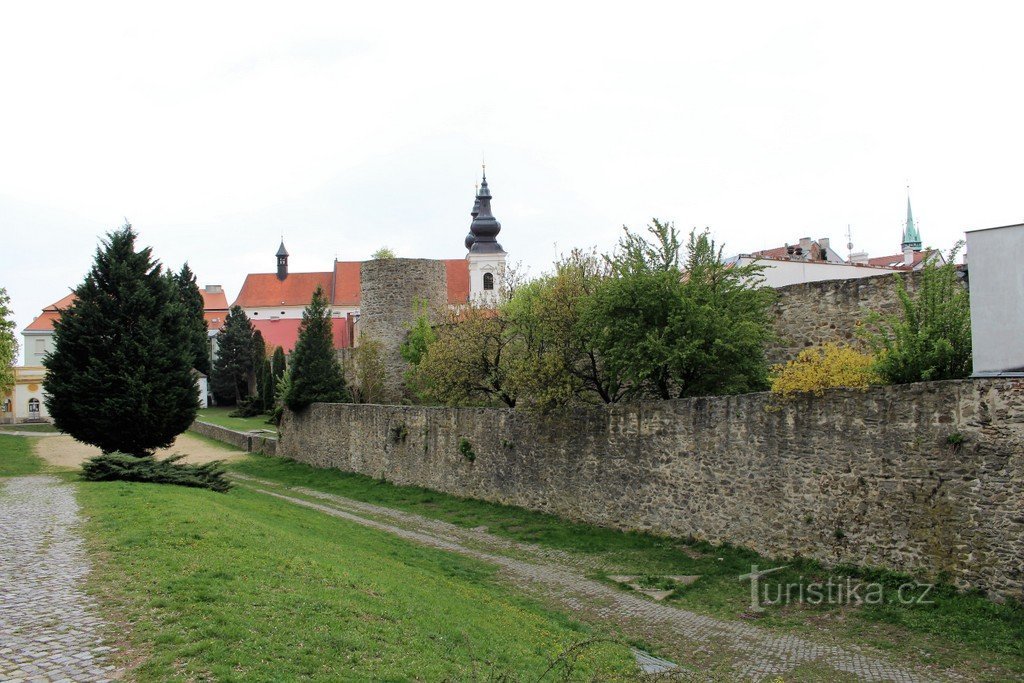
[2,1,1022,356]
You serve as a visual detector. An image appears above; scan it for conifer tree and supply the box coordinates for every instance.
[0,287,16,397]
[44,225,198,456]
[285,286,347,410]
[212,306,256,405]
[172,263,210,375]
[271,345,287,385]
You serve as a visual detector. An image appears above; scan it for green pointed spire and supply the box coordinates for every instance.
[902,195,922,251]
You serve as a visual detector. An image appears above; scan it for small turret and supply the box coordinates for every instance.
[276,240,289,280]
[465,185,480,250]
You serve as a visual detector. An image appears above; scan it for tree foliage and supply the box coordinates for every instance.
[770,343,881,397]
[349,336,387,404]
[412,304,521,407]
[0,287,16,397]
[284,286,348,410]
[371,247,396,259]
[171,263,210,375]
[580,222,775,400]
[81,451,230,492]
[504,249,622,411]
[212,305,256,405]
[861,247,971,383]
[44,225,198,456]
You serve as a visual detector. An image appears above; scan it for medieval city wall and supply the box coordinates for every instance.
[766,270,926,365]
[279,378,1024,600]
[357,259,448,403]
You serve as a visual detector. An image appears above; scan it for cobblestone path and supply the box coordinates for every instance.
[0,476,116,682]
[232,474,955,682]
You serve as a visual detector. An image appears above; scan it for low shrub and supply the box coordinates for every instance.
[770,343,881,398]
[81,452,231,492]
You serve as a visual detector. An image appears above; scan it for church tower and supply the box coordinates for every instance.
[465,168,507,304]
[276,240,289,280]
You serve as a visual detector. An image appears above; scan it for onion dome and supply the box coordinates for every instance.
[467,170,504,254]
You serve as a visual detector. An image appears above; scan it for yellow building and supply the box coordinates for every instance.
[1,366,49,424]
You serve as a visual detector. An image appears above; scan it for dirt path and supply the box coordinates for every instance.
[34,432,245,469]
[233,473,956,682]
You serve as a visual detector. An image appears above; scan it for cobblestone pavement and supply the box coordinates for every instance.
[233,473,954,682]
[0,476,117,682]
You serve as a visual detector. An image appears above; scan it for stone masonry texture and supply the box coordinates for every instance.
[279,378,1024,601]
[357,258,448,403]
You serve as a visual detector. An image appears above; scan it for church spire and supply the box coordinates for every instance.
[465,184,481,250]
[467,167,504,254]
[901,193,922,252]
[276,239,289,280]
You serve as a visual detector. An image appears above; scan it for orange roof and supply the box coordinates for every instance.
[332,261,361,305]
[752,245,792,259]
[865,251,926,269]
[201,288,229,311]
[233,272,333,308]
[445,259,470,303]
[204,310,227,330]
[251,317,352,353]
[24,310,62,332]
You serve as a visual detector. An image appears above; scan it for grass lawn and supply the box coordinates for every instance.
[78,478,638,681]
[195,407,277,434]
[233,455,1024,678]
[0,422,60,433]
[0,434,44,476]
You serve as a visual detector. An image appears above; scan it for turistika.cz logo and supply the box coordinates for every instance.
[739,565,935,611]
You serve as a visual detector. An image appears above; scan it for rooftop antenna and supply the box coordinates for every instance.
[846,224,854,262]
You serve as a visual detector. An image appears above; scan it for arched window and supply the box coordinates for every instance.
[483,272,494,290]
[28,398,40,416]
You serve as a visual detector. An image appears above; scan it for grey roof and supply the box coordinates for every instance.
[276,240,289,257]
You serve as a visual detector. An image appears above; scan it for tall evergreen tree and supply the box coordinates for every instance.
[172,263,210,375]
[44,225,198,456]
[271,345,287,385]
[212,306,256,405]
[285,286,347,411]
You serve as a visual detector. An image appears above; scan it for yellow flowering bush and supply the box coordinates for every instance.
[770,343,881,398]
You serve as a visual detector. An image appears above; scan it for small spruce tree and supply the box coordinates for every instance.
[44,225,198,456]
[212,306,256,405]
[172,263,210,375]
[285,286,347,410]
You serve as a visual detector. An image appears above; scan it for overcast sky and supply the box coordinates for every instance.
[3,1,1022,359]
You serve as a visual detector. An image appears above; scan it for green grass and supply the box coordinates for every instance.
[232,455,1024,677]
[0,422,59,433]
[79,478,638,681]
[0,434,44,476]
[196,407,277,433]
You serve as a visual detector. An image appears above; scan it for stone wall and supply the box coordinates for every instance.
[279,378,1024,599]
[767,270,923,365]
[358,259,449,403]
[189,420,277,455]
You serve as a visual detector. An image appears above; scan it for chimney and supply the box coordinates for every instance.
[818,238,830,260]
[903,244,915,266]
[204,284,223,294]
[850,251,869,265]
[798,237,813,258]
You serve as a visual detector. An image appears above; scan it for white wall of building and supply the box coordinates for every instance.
[467,253,507,305]
[1,367,51,423]
[22,331,53,366]
[965,223,1024,374]
[735,257,903,288]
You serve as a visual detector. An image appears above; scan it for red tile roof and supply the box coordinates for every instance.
[200,288,229,311]
[865,251,927,269]
[239,259,472,310]
[233,272,333,308]
[331,261,361,305]
[445,259,470,304]
[24,311,62,332]
[251,317,352,354]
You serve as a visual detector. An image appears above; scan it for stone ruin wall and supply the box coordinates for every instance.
[280,378,1024,601]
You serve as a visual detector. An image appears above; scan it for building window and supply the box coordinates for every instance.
[28,398,40,416]
[1,398,11,413]
[483,272,494,290]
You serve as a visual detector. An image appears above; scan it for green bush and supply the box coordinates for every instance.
[861,248,971,383]
[81,452,231,492]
